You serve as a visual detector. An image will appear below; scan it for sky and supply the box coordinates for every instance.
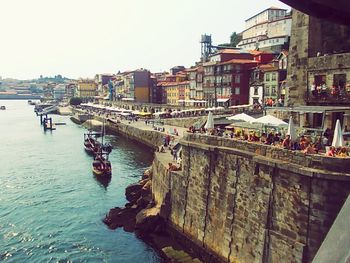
[0,0,290,80]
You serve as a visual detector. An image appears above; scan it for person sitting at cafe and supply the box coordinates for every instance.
[260,133,267,144]
[302,142,317,154]
[249,132,259,142]
[282,135,291,149]
[337,147,349,157]
[273,133,281,144]
[326,146,336,157]
[266,132,274,145]
[299,135,309,150]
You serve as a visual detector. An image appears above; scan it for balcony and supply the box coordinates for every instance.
[306,90,350,105]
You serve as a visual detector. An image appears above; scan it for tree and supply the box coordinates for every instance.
[230,32,242,47]
[70,97,82,105]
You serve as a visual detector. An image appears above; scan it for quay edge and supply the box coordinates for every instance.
[67,108,350,263]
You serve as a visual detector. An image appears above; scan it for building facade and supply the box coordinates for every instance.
[76,79,97,99]
[238,7,292,52]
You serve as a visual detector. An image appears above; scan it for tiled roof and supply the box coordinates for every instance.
[215,49,248,54]
[219,59,258,65]
[259,64,278,71]
[158,81,189,87]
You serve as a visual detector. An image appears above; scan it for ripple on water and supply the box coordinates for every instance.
[0,100,160,262]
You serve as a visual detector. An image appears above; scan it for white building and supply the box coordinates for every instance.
[238,7,292,52]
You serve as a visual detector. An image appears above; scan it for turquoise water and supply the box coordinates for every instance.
[0,100,161,262]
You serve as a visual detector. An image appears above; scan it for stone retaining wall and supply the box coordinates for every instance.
[151,133,350,263]
[162,116,206,128]
[106,120,164,149]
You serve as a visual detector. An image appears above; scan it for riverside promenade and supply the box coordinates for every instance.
[69,106,350,263]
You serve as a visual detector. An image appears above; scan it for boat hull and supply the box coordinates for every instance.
[92,167,112,177]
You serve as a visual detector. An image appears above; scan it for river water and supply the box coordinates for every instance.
[0,100,161,262]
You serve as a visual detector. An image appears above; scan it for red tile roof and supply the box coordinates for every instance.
[219,59,258,65]
[259,64,278,72]
[215,49,248,54]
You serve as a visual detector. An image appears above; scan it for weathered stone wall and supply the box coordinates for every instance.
[106,120,164,149]
[286,10,310,106]
[286,9,350,107]
[161,116,206,128]
[152,133,350,263]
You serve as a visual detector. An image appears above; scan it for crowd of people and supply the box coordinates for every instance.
[310,82,350,100]
[187,126,349,158]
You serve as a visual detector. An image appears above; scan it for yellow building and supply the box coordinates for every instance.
[76,79,97,98]
[164,82,179,106]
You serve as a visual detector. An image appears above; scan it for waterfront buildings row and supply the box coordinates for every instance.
[53,6,350,124]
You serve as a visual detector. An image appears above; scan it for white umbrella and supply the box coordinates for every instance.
[227,113,255,122]
[332,119,345,147]
[287,116,297,142]
[253,115,288,126]
[204,111,214,129]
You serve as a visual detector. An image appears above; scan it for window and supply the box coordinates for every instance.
[271,86,277,95]
[333,74,347,89]
[265,73,270,81]
[265,86,270,96]
[314,75,326,86]
[254,87,259,95]
[272,73,277,81]
[235,87,240,95]
[235,75,241,84]
[235,65,241,72]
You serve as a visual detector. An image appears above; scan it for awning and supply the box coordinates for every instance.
[217,98,230,103]
[121,98,135,101]
[137,112,152,116]
[229,104,253,109]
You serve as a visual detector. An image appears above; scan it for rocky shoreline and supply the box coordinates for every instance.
[103,168,202,263]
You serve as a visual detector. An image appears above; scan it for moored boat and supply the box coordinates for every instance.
[84,131,101,156]
[92,152,112,177]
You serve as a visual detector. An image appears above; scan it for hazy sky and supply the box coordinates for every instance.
[0,0,290,80]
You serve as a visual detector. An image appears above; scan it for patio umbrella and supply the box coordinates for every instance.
[287,116,297,142]
[253,115,288,126]
[332,119,345,147]
[204,111,214,129]
[227,113,256,122]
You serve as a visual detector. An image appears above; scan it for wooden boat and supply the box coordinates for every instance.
[84,120,113,156]
[92,152,112,177]
[84,131,101,156]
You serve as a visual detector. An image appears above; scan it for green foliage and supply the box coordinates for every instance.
[70,97,82,106]
[217,32,242,48]
[230,32,242,47]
